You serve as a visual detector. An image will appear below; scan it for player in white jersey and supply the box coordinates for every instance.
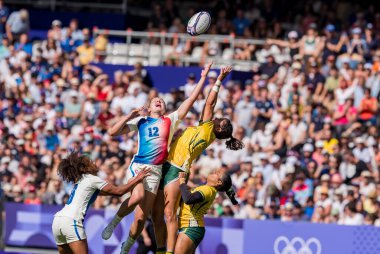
[52,151,150,254]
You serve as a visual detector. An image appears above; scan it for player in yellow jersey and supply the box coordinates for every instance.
[175,170,237,254]
[152,66,244,254]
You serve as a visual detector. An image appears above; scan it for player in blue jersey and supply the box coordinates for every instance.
[52,151,150,254]
[102,63,213,254]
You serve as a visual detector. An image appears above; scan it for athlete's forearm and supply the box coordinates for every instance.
[108,113,135,136]
[179,183,204,204]
[177,76,207,120]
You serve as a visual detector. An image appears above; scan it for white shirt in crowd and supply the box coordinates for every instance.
[338,213,364,226]
[352,147,371,163]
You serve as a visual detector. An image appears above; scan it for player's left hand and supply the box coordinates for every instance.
[201,61,213,77]
[218,66,233,81]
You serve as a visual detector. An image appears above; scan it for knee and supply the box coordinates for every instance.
[164,207,177,223]
[131,191,144,204]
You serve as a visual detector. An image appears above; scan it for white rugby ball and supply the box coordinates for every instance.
[187,11,211,36]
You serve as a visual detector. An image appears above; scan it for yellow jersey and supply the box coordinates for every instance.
[167,120,216,170]
[179,185,217,228]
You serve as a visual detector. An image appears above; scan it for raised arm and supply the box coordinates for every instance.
[176,62,213,120]
[108,107,145,136]
[200,66,232,122]
[101,167,150,196]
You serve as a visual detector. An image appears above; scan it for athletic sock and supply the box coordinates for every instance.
[110,214,123,227]
[156,247,166,254]
[122,235,136,253]
[165,252,174,254]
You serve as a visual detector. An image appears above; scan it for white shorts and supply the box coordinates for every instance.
[52,216,86,245]
[126,162,162,195]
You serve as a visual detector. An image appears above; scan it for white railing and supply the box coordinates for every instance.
[93,29,266,70]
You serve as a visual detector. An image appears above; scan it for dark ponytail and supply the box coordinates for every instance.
[225,136,244,150]
[214,118,244,150]
[226,187,238,205]
[217,172,239,205]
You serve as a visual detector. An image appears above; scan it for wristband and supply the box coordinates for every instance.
[215,80,222,87]
[212,85,220,93]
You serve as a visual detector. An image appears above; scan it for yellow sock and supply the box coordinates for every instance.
[156,252,165,254]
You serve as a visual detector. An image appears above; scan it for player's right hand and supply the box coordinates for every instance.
[136,167,151,181]
[130,106,146,118]
[201,61,213,77]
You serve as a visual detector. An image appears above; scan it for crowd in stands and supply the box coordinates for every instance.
[1,1,380,232]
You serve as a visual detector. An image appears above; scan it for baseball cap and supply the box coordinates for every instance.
[52,19,62,27]
[325,24,335,32]
[309,23,317,30]
[292,62,302,70]
[303,143,314,152]
[364,63,373,70]
[366,23,374,30]
[361,171,371,177]
[270,154,281,164]
[208,71,218,79]
[355,137,365,144]
[70,90,79,97]
[321,174,330,181]
[315,140,324,148]
[70,78,80,86]
[188,73,196,79]
[1,156,11,164]
[284,202,294,210]
[259,153,268,160]
[352,27,362,34]
[288,30,298,39]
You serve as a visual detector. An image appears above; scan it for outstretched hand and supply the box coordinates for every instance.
[201,61,213,77]
[218,66,233,81]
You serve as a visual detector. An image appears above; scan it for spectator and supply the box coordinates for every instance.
[76,37,94,65]
[0,0,8,37]
[6,9,29,42]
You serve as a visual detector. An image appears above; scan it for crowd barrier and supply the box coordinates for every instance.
[5,203,380,254]
[94,63,254,93]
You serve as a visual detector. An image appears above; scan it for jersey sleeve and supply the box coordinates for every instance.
[196,185,216,202]
[127,116,144,132]
[167,110,180,125]
[88,174,108,190]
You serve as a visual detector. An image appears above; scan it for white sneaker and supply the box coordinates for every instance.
[101,223,115,240]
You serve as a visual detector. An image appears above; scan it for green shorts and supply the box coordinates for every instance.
[179,227,205,247]
[159,162,186,190]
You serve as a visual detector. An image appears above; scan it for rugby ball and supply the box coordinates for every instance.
[187,11,211,36]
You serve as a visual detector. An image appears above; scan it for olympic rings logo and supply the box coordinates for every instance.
[274,236,322,254]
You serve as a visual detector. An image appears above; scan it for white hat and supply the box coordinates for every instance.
[71,78,80,86]
[352,27,362,34]
[270,154,281,164]
[52,19,62,27]
[70,90,79,97]
[303,143,314,152]
[364,63,373,70]
[45,125,55,131]
[12,185,22,193]
[288,31,298,39]
[291,62,302,70]
[208,71,218,79]
[286,156,298,166]
[285,164,295,174]
[1,156,11,164]
[321,174,330,181]
[259,153,268,160]
[223,199,232,207]
[334,188,343,195]
[284,202,294,210]
[264,123,276,135]
[355,137,365,144]
[315,140,324,148]
[128,82,141,94]
[255,200,265,207]
[361,171,371,177]
[16,139,25,145]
